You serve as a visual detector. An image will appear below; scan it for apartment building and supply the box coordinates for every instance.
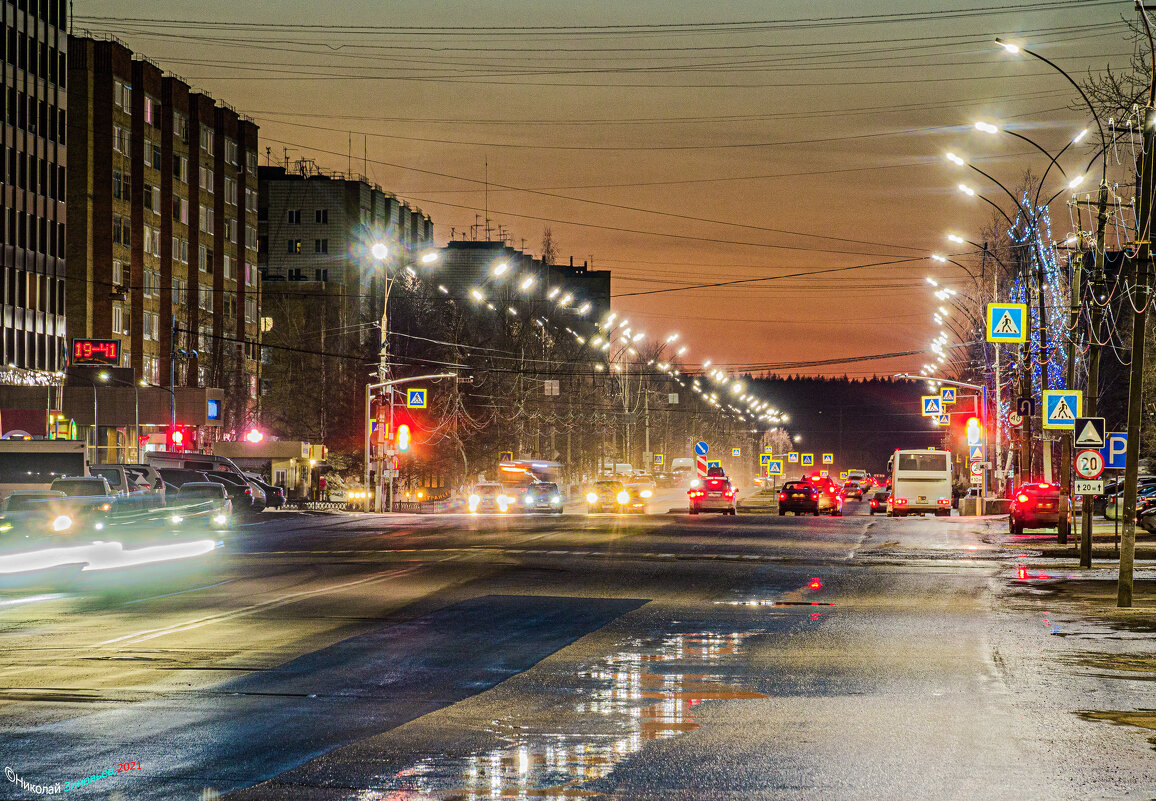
[66,35,260,435]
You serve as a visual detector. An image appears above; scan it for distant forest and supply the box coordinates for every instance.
[750,375,944,474]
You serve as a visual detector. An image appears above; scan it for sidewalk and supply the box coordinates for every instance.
[999,518,1156,560]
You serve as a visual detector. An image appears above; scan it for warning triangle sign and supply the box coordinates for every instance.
[1050,398,1075,421]
[1075,420,1104,448]
[993,311,1020,336]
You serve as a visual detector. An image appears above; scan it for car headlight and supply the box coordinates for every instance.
[524,495,534,505]
[616,491,630,505]
[640,489,653,498]
[586,492,598,504]
[98,503,111,511]
[171,514,184,524]
[52,515,72,532]
[94,522,104,531]
[213,514,228,525]
[690,479,701,489]
[468,494,480,512]
[551,495,561,504]
[0,523,11,532]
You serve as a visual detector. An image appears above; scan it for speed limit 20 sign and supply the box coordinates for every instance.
[1074,449,1105,480]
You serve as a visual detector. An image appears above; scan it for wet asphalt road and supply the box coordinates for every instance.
[0,501,1153,800]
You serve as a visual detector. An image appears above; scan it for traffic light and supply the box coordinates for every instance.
[397,423,411,452]
[167,425,197,452]
[965,416,983,446]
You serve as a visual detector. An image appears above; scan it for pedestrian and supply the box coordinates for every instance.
[319,475,328,502]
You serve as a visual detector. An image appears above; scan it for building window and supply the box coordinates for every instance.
[199,244,214,273]
[174,113,189,144]
[224,138,238,166]
[315,268,328,282]
[224,176,237,206]
[315,209,328,224]
[143,183,160,212]
[143,225,161,257]
[112,215,129,247]
[144,95,161,127]
[112,124,129,154]
[245,187,258,213]
[112,169,128,200]
[199,204,214,233]
[247,225,258,251]
[199,128,214,155]
[199,165,214,193]
[224,219,237,242]
[287,239,301,254]
[223,254,234,280]
[246,151,258,174]
[173,196,189,224]
[173,154,188,183]
[314,239,328,254]
[114,80,132,112]
[112,259,124,286]
[287,209,301,224]
[245,296,257,323]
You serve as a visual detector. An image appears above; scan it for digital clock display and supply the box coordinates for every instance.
[72,338,121,366]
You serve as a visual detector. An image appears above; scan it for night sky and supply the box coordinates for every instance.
[79,0,1136,377]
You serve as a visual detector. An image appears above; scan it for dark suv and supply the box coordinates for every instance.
[1009,482,1072,537]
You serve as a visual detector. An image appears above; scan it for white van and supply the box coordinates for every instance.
[888,449,952,517]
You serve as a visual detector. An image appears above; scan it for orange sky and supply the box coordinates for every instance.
[81,0,1137,376]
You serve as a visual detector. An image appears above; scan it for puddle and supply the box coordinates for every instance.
[1076,709,1156,750]
[368,631,767,799]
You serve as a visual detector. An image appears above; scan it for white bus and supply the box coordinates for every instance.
[888,449,952,517]
[0,439,88,501]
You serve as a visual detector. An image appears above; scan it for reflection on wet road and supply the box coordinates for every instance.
[376,631,767,799]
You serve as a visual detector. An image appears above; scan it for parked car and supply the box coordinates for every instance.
[868,489,890,515]
[202,472,260,513]
[243,473,286,509]
[1103,481,1156,520]
[688,475,737,515]
[172,483,233,530]
[1009,482,1072,537]
[521,481,564,514]
[86,465,131,496]
[46,477,119,533]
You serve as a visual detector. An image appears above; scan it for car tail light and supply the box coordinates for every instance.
[894,498,907,506]
[1017,493,1029,503]
[937,499,950,506]
[244,488,252,496]
[778,493,786,501]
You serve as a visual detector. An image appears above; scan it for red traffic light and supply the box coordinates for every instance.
[167,425,196,452]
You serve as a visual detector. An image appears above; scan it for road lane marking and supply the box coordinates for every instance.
[96,567,419,647]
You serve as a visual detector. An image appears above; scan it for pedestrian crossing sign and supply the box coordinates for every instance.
[1042,390,1082,429]
[801,453,814,467]
[707,460,721,470]
[760,453,773,465]
[940,387,956,404]
[406,388,427,408]
[732,447,741,457]
[787,452,799,463]
[822,453,834,465]
[767,460,783,476]
[986,303,1028,343]
[922,396,943,416]
[933,413,950,426]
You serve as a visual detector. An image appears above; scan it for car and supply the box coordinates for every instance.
[86,465,132,496]
[804,475,844,516]
[585,480,628,514]
[778,480,820,515]
[1009,482,1073,537]
[868,489,890,515]
[158,468,212,489]
[242,472,285,509]
[1103,481,1156,520]
[621,484,653,514]
[171,483,233,530]
[203,472,260,513]
[521,481,564,514]
[842,480,865,501]
[688,475,737,515]
[468,482,516,514]
[0,490,72,544]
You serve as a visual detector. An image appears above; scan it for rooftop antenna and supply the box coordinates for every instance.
[484,157,492,241]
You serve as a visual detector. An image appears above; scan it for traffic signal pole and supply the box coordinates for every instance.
[1080,182,1111,568]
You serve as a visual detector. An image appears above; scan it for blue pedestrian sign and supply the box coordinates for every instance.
[1101,432,1127,470]
[986,303,1028,343]
[922,396,943,416]
[406,388,427,409]
[767,460,783,476]
[968,444,984,462]
[760,453,773,466]
[706,460,721,470]
[694,440,709,456]
[940,387,957,404]
[801,453,814,467]
[1042,390,1082,429]
[787,452,799,463]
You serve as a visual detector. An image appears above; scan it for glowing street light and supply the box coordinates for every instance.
[946,152,966,166]
[974,121,999,134]
[958,184,976,197]
[492,261,509,277]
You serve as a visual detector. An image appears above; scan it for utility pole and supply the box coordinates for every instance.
[1080,182,1111,567]
[1059,247,1081,544]
[1119,103,1155,608]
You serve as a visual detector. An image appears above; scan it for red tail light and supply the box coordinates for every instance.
[894,498,907,506]
[1017,493,1029,503]
[244,488,251,495]
[937,499,950,506]
[778,493,786,501]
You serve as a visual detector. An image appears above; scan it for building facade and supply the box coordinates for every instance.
[257,161,433,448]
[66,35,260,437]
[1,0,68,371]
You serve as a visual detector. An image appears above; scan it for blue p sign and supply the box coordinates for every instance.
[1102,432,1127,470]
